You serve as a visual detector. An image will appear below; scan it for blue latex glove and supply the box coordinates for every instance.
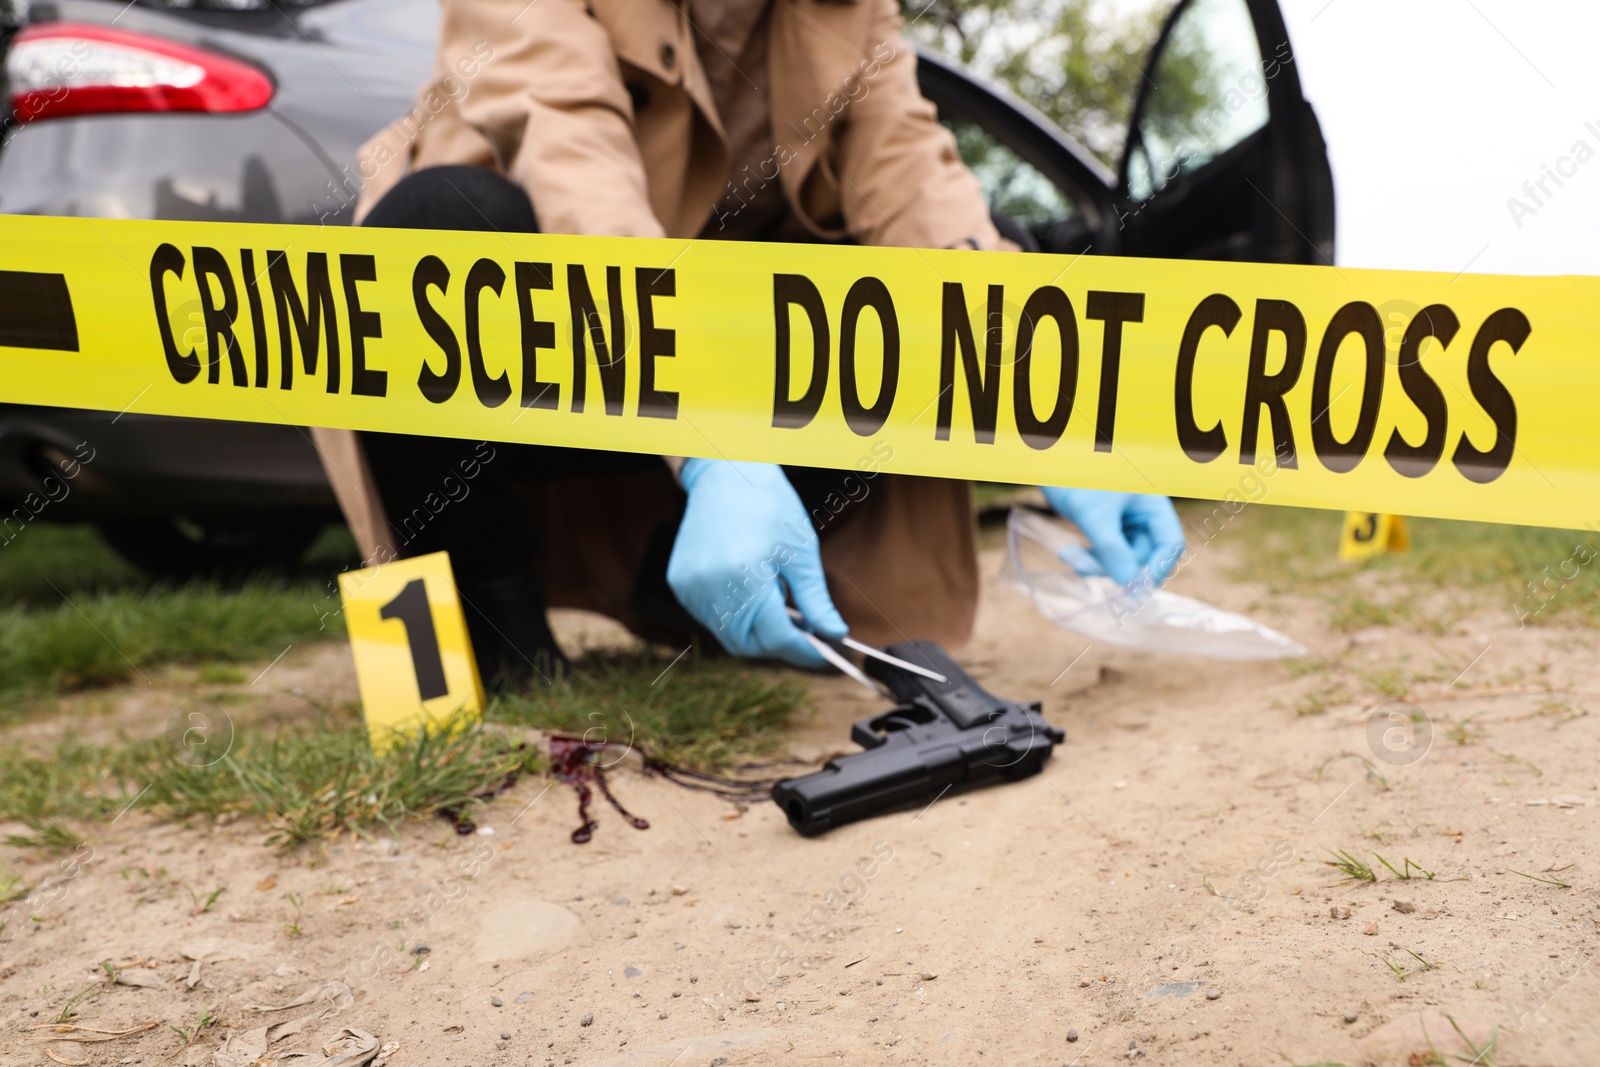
[668,459,848,668]
[1040,487,1186,587]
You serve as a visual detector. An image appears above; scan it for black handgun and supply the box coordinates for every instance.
[771,640,1065,835]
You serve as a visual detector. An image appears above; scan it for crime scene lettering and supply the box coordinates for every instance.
[1175,295,1527,484]
[933,283,1144,451]
[772,273,901,435]
[150,243,379,395]
[150,244,680,419]
[413,259,678,417]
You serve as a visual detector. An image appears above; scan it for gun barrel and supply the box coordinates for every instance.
[772,741,963,835]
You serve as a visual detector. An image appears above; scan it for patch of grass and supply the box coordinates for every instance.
[1375,947,1439,981]
[0,711,527,847]
[1292,681,1351,717]
[1317,751,1392,791]
[1507,868,1571,889]
[0,652,808,846]
[1363,665,1413,699]
[1531,701,1588,727]
[1322,848,1377,884]
[1374,854,1435,881]
[196,664,248,685]
[0,524,356,715]
[169,1009,217,1055]
[1223,506,1600,630]
[1443,713,1487,746]
[0,583,341,705]
[53,974,111,1023]
[1430,1015,1497,1066]
[0,524,143,605]
[492,649,809,771]
[0,866,26,904]
[1,817,79,851]
[1495,751,1542,777]
[185,885,225,917]
[1328,594,1402,632]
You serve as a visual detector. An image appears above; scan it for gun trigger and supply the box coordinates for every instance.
[850,718,886,749]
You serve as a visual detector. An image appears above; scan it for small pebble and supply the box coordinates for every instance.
[624,966,642,978]
[1067,1028,1079,1042]
[919,971,937,981]
[1343,1011,1358,1024]
[875,978,883,986]
[670,885,689,896]
[500,1031,512,1040]
[579,1013,594,1027]
[1363,921,1379,936]
[1393,900,1416,914]
[1205,988,1222,1001]
[672,991,682,998]
[490,996,503,1007]
[659,1012,667,1020]
[1330,906,1351,920]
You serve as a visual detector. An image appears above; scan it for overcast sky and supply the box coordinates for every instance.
[1279,0,1600,277]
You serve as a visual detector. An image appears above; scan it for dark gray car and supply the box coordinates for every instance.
[0,0,1331,576]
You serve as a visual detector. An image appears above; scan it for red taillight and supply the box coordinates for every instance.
[7,22,273,122]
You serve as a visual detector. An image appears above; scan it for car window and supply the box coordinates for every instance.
[906,1,1178,171]
[944,114,1079,227]
[1125,0,1270,202]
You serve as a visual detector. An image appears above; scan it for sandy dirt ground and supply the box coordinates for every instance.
[2,526,1597,1067]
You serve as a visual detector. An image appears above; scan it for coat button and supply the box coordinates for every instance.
[659,42,676,69]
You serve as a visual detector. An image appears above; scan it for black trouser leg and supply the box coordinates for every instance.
[359,167,559,690]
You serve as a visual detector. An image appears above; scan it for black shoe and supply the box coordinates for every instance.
[459,570,570,691]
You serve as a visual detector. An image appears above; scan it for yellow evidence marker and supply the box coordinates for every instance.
[338,551,485,753]
[1339,512,1411,562]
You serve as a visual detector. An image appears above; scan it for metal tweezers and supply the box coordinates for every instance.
[785,607,948,693]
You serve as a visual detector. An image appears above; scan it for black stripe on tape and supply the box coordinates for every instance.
[0,271,79,351]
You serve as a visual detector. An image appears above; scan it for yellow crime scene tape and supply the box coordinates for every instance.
[1,213,1594,530]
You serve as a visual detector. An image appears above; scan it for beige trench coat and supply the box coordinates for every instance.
[314,0,1004,648]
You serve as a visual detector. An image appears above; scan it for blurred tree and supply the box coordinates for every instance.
[902,0,1171,168]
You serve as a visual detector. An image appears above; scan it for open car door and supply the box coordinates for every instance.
[1116,0,1335,265]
